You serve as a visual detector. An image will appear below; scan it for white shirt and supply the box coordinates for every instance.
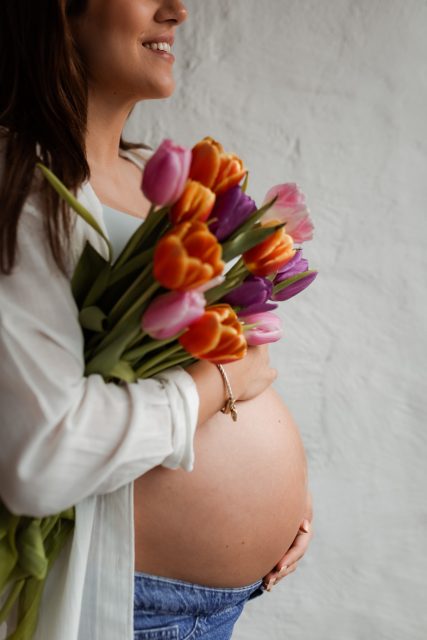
[0,144,200,639]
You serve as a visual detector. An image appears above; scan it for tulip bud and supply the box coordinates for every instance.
[179,303,247,364]
[223,275,276,315]
[141,139,192,206]
[190,137,246,196]
[274,249,308,282]
[243,221,295,277]
[272,270,318,302]
[208,185,257,241]
[271,249,317,301]
[142,290,206,339]
[153,221,224,291]
[262,183,314,243]
[170,179,216,225]
[240,311,283,346]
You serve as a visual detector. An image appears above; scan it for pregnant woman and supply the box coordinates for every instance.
[0,1,313,639]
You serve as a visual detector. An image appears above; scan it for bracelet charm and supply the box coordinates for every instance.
[216,364,238,422]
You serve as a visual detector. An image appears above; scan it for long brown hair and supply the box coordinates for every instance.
[0,0,148,275]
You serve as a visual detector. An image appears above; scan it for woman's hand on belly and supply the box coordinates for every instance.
[262,490,314,591]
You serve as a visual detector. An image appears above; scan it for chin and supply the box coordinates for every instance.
[137,75,175,101]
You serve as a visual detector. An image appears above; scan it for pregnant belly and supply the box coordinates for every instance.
[134,386,308,587]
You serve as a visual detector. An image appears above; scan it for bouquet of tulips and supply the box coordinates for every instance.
[40,136,317,381]
[0,136,316,639]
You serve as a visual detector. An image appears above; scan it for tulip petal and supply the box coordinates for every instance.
[179,312,221,354]
[190,141,221,190]
[142,139,192,206]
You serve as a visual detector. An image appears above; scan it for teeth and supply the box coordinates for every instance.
[143,42,171,54]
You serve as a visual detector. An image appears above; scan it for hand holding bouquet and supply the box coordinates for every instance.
[0,135,317,639]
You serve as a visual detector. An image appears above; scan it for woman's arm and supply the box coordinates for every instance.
[0,206,202,517]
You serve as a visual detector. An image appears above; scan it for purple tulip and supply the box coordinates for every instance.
[223,275,271,305]
[274,250,308,283]
[240,311,283,346]
[142,139,192,206]
[142,290,205,339]
[209,185,257,241]
[271,249,317,301]
[223,275,278,314]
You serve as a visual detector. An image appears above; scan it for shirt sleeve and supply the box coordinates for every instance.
[0,204,199,518]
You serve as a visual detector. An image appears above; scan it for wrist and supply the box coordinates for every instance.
[216,364,238,422]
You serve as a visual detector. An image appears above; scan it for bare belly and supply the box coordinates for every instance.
[134,386,308,587]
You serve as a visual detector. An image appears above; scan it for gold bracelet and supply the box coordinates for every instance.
[216,364,238,422]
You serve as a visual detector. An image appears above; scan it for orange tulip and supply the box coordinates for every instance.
[153,221,224,291]
[170,179,216,225]
[189,137,246,196]
[243,220,296,277]
[179,304,247,364]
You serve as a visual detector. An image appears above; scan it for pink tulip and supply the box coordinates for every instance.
[240,311,283,346]
[262,183,314,243]
[142,290,206,339]
[141,139,192,206]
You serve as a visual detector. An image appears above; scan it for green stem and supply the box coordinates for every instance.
[36,163,113,262]
[93,281,159,356]
[225,257,246,279]
[135,343,184,377]
[108,262,153,325]
[113,205,169,270]
[138,353,193,379]
[123,335,178,362]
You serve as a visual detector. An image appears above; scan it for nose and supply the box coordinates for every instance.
[155,0,188,26]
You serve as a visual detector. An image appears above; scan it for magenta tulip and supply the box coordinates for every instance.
[240,311,283,346]
[142,290,206,339]
[262,183,314,243]
[141,139,192,206]
[272,249,317,301]
[272,270,318,302]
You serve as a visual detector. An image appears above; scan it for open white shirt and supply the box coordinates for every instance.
[0,145,199,639]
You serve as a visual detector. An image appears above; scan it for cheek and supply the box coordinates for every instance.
[82,0,150,60]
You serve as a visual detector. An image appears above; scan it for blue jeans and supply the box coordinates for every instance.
[133,571,264,639]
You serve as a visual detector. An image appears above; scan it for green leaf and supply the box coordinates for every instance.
[241,171,249,193]
[107,262,153,326]
[222,222,285,263]
[227,196,278,243]
[113,205,169,270]
[36,163,112,262]
[71,242,109,306]
[79,306,107,332]
[109,360,137,383]
[108,248,154,287]
[84,324,141,377]
[82,264,112,309]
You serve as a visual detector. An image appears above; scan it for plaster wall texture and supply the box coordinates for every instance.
[126,1,427,638]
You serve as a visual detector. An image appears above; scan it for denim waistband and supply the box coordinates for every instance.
[134,571,264,616]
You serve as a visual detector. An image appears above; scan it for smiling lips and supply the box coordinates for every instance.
[143,41,172,54]
[142,32,175,58]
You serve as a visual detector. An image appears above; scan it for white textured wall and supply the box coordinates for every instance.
[126,1,427,638]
